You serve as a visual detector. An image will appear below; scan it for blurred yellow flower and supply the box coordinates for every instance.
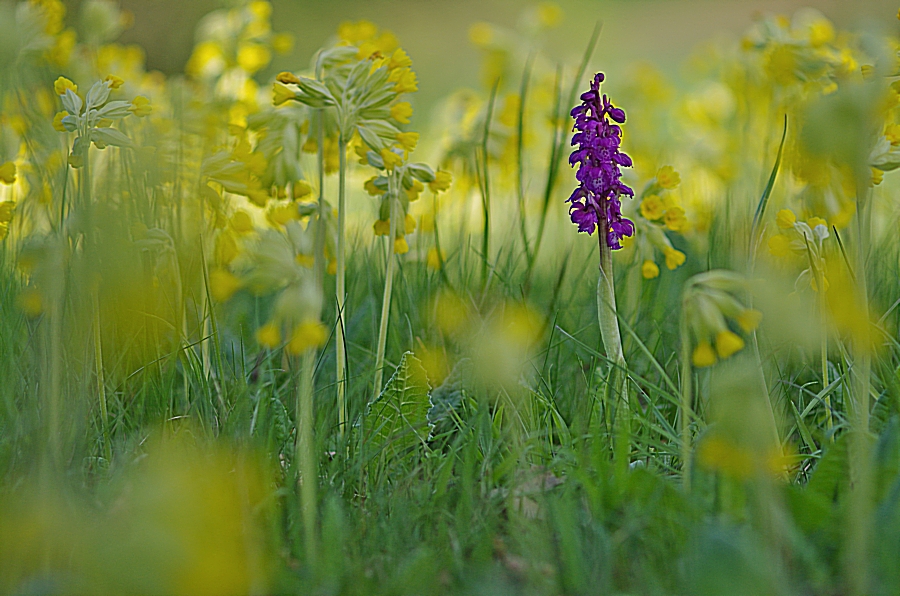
[0,162,16,185]
[767,234,792,257]
[394,237,409,254]
[715,329,745,359]
[663,246,685,270]
[656,165,680,189]
[663,206,687,232]
[230,211,254,234]
[52,111,68,131]
[287,319,327,354]
[736,309,762,333]
[469,22,493,47]
[237,42,271,73]
[641,260,660,279]
[129,96,151,117]
[209,268,241,302]
[640,195,664,220]
[373,219,390,236]
[406,179,424,201]
[104,74,124,89]
[429,170,452,193]
[256,323,281,349]
[380,148,403,170]
[17,288,43,317]
[272,33,294,54]
[388,48,412,70]
[775,209,796,229]
[426,247,445,270]
[692,341,717,367]
[391,68,418,94]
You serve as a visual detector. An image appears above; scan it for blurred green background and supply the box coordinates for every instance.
[64,0,899,112]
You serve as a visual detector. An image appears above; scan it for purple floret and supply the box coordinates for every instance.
[566,72,634,249]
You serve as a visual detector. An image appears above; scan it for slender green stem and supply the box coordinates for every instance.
[479,81,499,289]
[336,135,347,437]
[296,349,318,566]
[596,233,629,472]
[516,56,533,266]
[372,176,398,400]
[92,292,111,464]
[845,182,873,596]
[679,307,693,490]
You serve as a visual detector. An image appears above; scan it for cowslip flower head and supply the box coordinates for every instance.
[567,72,634,249]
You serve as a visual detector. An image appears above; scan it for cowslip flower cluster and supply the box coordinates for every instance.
[567,72,634,249]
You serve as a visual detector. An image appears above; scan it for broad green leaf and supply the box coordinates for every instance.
[365,352,432,458]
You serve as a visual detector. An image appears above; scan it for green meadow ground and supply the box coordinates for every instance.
[2,1,900,595]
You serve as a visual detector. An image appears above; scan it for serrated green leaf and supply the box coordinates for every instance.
[365,352,432,458]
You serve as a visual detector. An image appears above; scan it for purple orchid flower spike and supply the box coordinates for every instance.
[567,72,634,250]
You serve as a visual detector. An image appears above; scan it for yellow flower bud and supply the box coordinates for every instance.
[276,71,301,85]
[104,74,124,89]
[394,237,409,254]
[272,82,296,106]
[736,309,762,333]
[426,247,445,270]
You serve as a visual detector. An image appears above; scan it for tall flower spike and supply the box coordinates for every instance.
[567,72,634,249]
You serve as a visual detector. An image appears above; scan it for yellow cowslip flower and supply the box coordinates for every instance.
[537,2,562,28]
[656,165,680,189]
[0,162,16,185]
[429,170,452,193]
[641,260,660,279]
[468,22,493,47]
[663,246,685,270]
[129,96,151,117]
[237,42,271,74]
[736,309,762,333]
[53,76,77,96]
[640,194,664,220]
[807,19,834,47]
[391,102,412,124]
[293,180,312,199]
[775,209,796,229]
[287,320,327,355]
[394,237,409,254]
[230,211,254,234]
[295,254,314,268]
[885,123,900,145]
[388,48,412,70]
[807,217,827,229]
[364,177,382,196]
[104,74,124,89]
[698,436,755,480]
[323,138,340,173]
[380,148,403,171]
[396,131,418,152]
[870,167,884,186]
[256,323,281,349]
[302,137,318,155]
[209,268,241,302]
[272,82,296,106]
[390,68,418,94]
[373,219,390,236]
[338,20,377,44]
[67,152,83,168]
[17,288,43,317]
[810,274,829,293]
[272,33,294,54]
[267,203,298,227]
[426,247,445,270]
[406,179,424,201]
[767,234,792,257]
[0,201,14,223]
[766,44,797,85]
[404,213,416,234]
[276,71,301,85]
[715,330,745,359]
[327,259,337,275]
[663,207,687,232]
[692,341,717,367]
[248,0,272,19]
[215,232,239,265]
